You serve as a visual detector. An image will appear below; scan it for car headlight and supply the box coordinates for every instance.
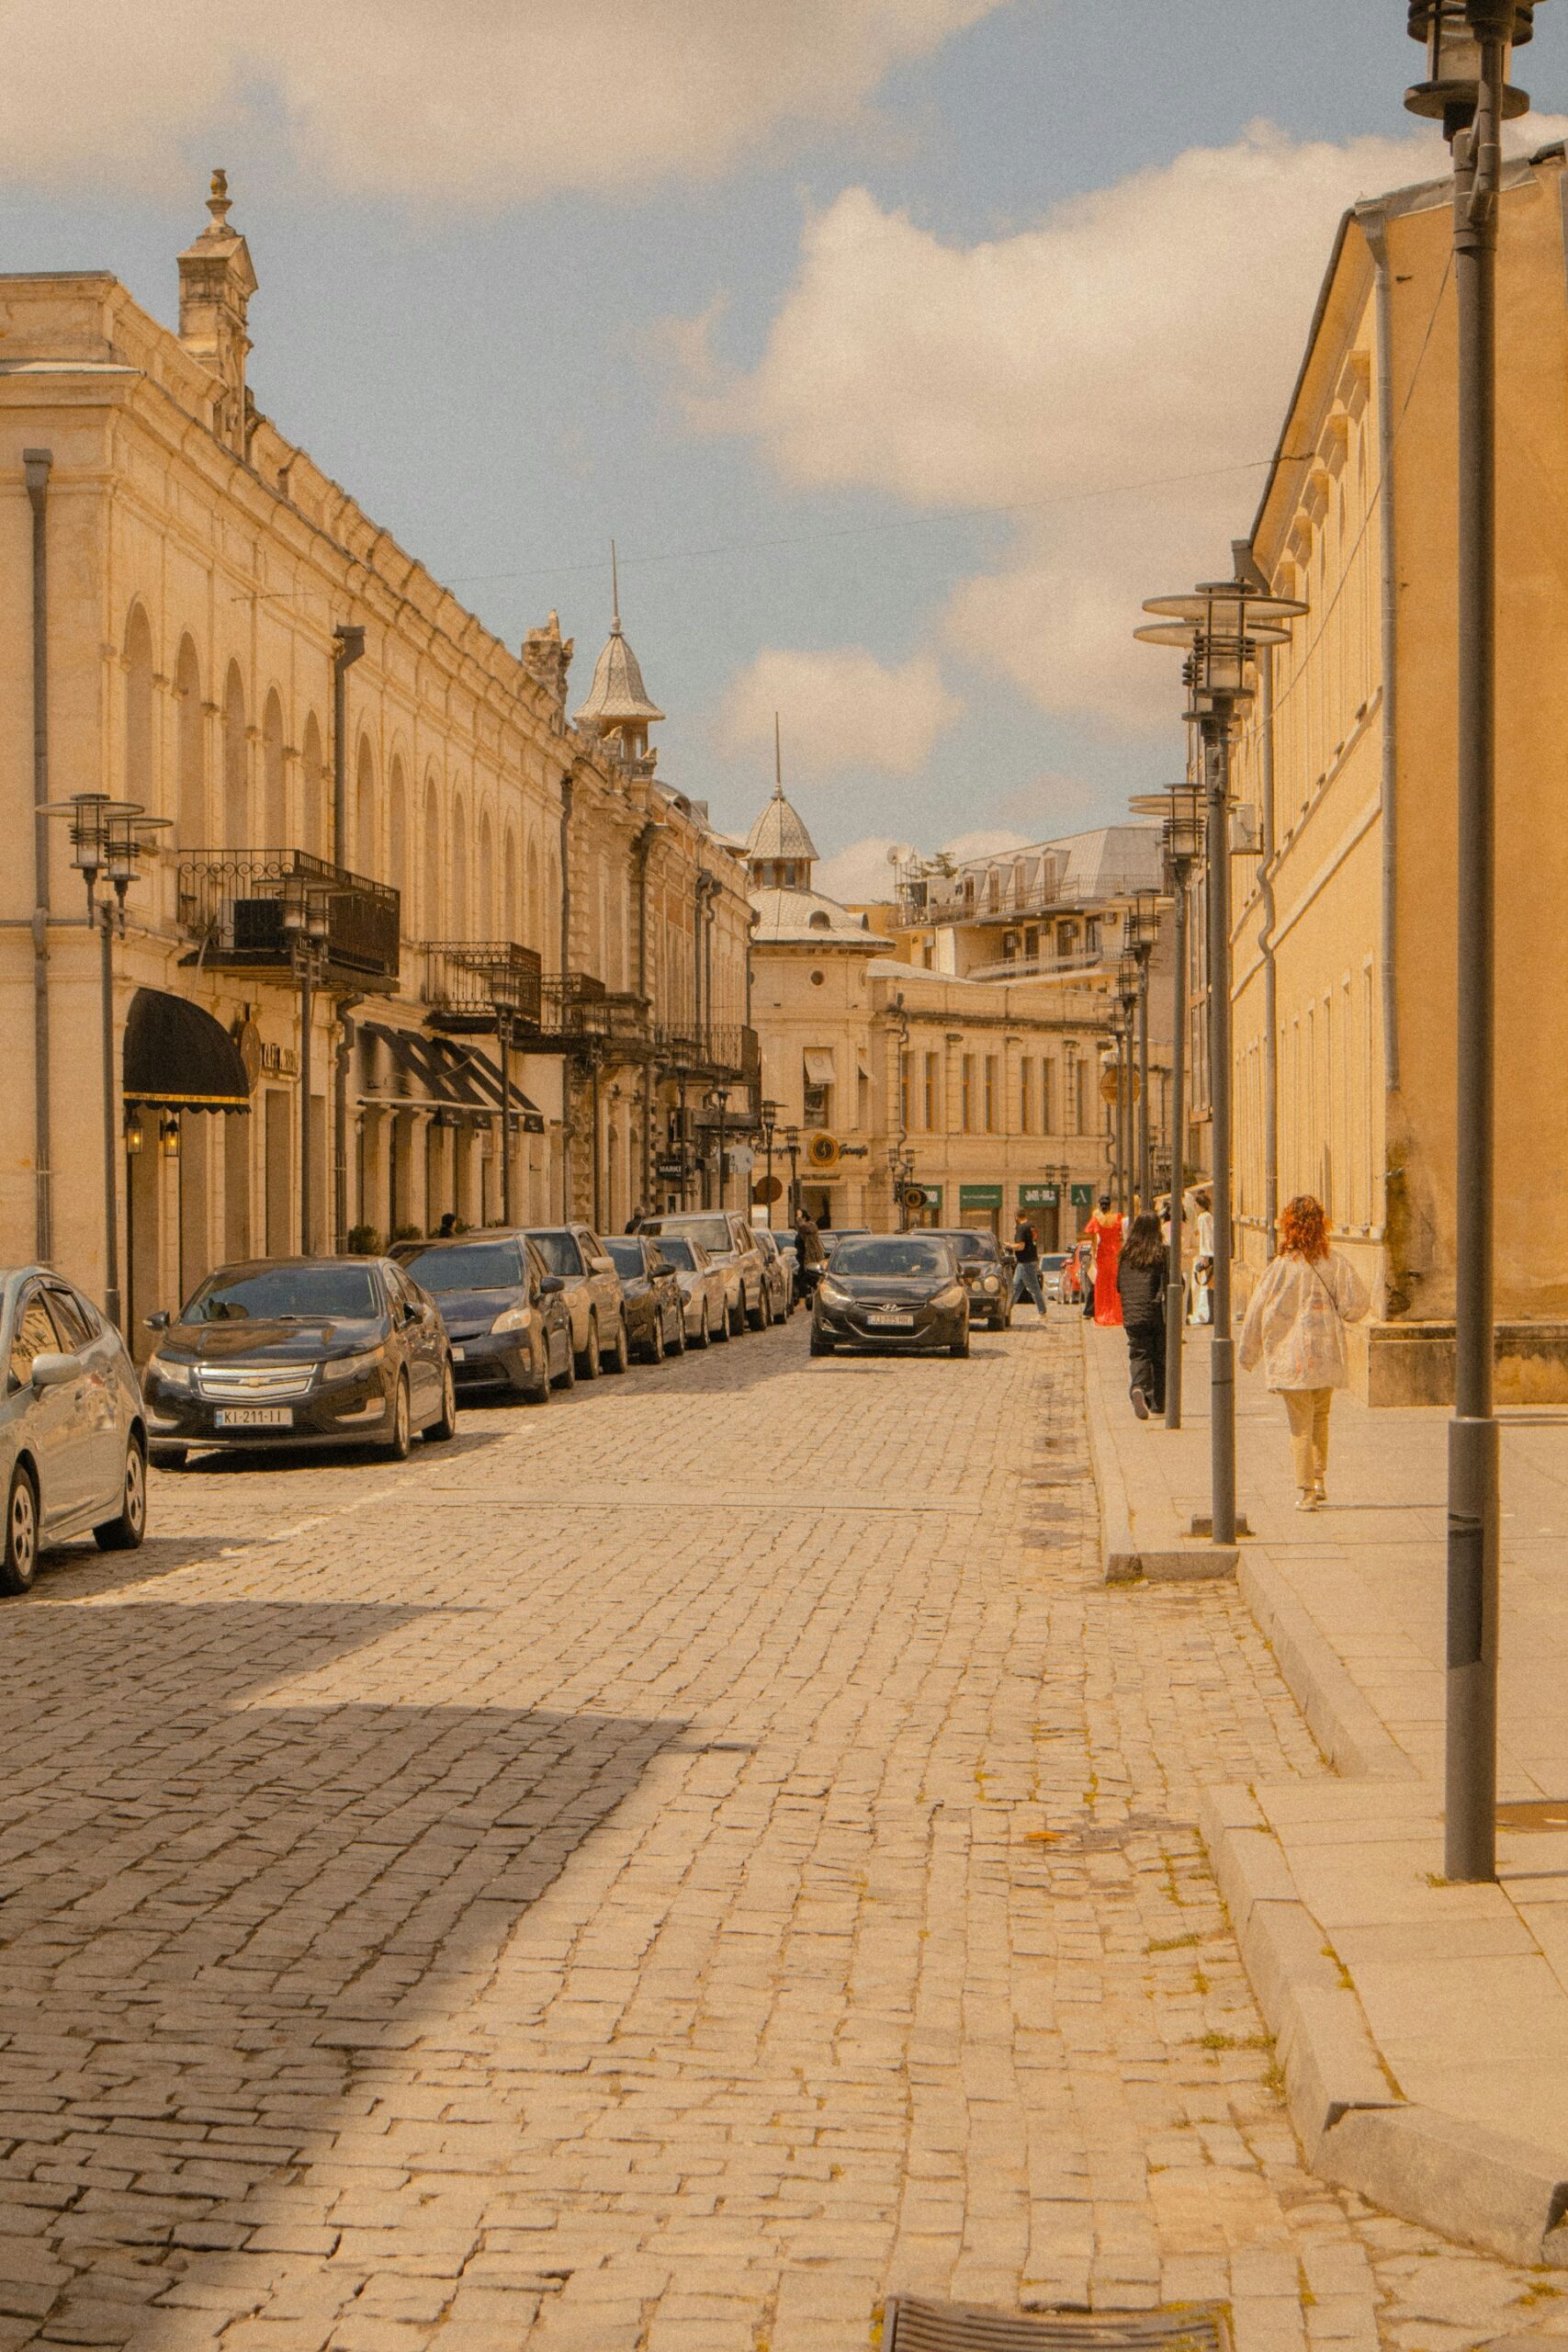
[817,1279,851,1307]
[490,1304,533,1334]
[982,1275,1000,1293]
[321,1347,385,1384]
[934,1283,966,1309]
[147,1352,191,1390]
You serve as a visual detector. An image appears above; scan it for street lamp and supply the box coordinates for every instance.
[784,1124,802,1223]
[43,793,170,1329]
[1405,0,1544,1884]
[1134,785,1204,1429]
[281,872,333,1254]
[1115,951,1140,1214]
[1128,888,1161,1205]
[761,1096,781,1219]
[1137,577,1306,1549]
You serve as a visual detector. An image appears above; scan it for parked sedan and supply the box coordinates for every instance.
[929,1227,1011,1330]
[524,1225,630,1379]
[142,1256,456,1466]
[638,1212,768,1334]
[1041,1251,1071,1305]
[604,1236,687,1363]
[395,1234,573,1401]
[0,1267,147,1592]
[648,1232,729,1349]
[810,1234,968,1359]
[751,1225,794,1318]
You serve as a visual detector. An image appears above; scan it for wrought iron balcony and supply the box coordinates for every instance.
[654,1023,761,1091]
[176,849,400,985]
[419,941,543,1034]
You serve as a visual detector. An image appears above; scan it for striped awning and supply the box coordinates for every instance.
[355,1023,545,1133]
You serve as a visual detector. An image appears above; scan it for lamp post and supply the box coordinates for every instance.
[43,794,169,1329]
[1137,577,1306,1549]
[1134,786,1204,1428]
[784,1124,802,1223]
[1116,952,1140,1214]
[281,873,333,1255]
[1404,0,1543,1883]
[1130,888,1160,1205]
[761,1097,780,1219]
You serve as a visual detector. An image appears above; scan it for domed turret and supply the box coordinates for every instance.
[744,716,818,890]
[573,545,664,768]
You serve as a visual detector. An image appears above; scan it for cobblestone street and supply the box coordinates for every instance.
[0,1317,1553,2351]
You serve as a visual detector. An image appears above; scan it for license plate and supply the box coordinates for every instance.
[450,1346,466,1362]
[214,1406,292,1429]
[866,1312,916,1328]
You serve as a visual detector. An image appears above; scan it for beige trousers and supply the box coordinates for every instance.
[1281,1386,1333,1489]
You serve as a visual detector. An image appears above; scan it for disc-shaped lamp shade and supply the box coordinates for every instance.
[1405,1,1539,121]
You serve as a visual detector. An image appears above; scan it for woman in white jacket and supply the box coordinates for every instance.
[1239,1193,1369,1511]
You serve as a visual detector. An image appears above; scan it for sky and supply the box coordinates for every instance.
[6,1,1564,901]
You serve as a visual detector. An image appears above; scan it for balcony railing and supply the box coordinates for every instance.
[964,949,1109,984]
[419,941,543,1034]
[655,1023,760,1090]
[177,849,400,985]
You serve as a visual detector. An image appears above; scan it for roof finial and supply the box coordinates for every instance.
[611,537,620,634]
[773,711,784,797]
[208,167,231,230]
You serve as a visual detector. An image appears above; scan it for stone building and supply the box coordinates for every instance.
[0,175,752,1342]
[747,790,1168,1242]
[1229,141,1568,1401]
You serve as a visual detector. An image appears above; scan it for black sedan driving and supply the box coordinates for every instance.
[142,1256,457,1466]
[604,1236,687,1363]
[809,1234,969,1359]
[395,1234,574,1401]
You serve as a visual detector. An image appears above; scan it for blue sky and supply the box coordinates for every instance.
[6,2,1562,893]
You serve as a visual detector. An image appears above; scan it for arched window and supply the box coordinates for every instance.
[175,636,205,849]
[451,796,469,937]
[423,775,442,935]
[503,826,519,940]
[300,715,325,859]
[124,604,155,810]
[388,756,407,901]
[262,690,287,844]
[478,811,495,937]
[355,734,377,878]
[526,837,542,950]
[547,850,560,971]
[222,662,248,850]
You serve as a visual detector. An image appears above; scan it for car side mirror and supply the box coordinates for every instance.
[31,1351,81,1389]
[591,1256,615,1274]
[144,1309,171,1332]
[538,1273,565,1296]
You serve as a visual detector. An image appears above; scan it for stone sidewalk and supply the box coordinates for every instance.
[1083,1317,1568,2266]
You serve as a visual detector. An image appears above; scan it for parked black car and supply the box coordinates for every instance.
[604,1236,687,1363]
[809,1234,969,1359]
[142,1256,457,1465]
[394,1234,574,1402]
[928,1227,1011,1329]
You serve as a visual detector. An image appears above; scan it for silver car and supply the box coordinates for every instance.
[0,1268,147,1593]
[645,1232,730,1348]
[638,1211,769,1335]
[524,1224,631,1379]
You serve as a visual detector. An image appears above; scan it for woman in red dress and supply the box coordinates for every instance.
[1087,1193,1124,1327]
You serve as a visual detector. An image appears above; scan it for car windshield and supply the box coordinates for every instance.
[942,1232,995,1262]
[400,1241,523,1294]
[182,1264,380,1323]
[652,1216,731,1254]
[832,1238,952,1280]
[528,1230,582,1277]
[657,1237,697,1271]
[1042,1254,1067,1271]
[605,1239,646,1278]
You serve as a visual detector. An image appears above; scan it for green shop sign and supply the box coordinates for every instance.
[1069,1182,1094,1211]
[960,1184,1004,1209]
[1018,1183,1059,1208]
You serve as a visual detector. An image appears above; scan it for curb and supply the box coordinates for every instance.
[1082,1328,1238,1583]
[1198,1786,1568,2267]
[1235,1551,1417,1781]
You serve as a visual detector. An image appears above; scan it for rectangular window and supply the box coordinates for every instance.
[1042,1057,1055,1135]
[803,1047,835,1130]
[984,1056,998,1133]
[961,1054,975,1133]
[899,1050,910,1134]
[924,1052,939,1132]
[1020,1061,1033,1135]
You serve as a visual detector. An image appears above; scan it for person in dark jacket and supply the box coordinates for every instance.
[1117,1211,1168,1419]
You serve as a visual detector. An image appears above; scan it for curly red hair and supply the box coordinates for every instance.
[1280,1193,1329,1261]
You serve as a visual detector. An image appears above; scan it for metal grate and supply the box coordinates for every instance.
[883,2302,1229,2352]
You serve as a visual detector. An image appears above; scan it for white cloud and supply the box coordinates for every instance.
[940,828,1030,862]
[682,120,1488,731]
[721,645,962,778]
[815,837,909,903]
[0,0,1010,201]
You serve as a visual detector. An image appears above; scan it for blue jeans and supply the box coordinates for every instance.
[1010,1260,1045,1310]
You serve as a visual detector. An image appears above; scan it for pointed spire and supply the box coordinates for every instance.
[611,538,621,633]
[774,711,784,797]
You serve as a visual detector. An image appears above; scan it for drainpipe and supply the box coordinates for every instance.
[558,769,574,1213]
[1363,209,1401,1095]
[25,451,53,1263]
[634,820,659,1212]
[329,626,365,1251]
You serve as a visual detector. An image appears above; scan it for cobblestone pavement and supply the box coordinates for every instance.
[0,1315,1557,2352]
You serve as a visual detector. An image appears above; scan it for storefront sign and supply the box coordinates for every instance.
[1019,1182,1059,1207]
[260,1041,299,1079]
[1069,1182,1094,1211]
[656,1155,686,1181]
[960,1183,1003,1210]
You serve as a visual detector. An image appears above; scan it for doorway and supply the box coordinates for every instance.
[264,1088,291,1255]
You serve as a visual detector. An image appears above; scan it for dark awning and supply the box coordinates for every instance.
[355,1023,545,1133]
[123,988,252,1113]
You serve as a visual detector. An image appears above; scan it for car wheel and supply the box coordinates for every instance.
[714,1299,730,1342]
[747,1286,766,1331]
[555,1337,577,1391]
[94,1437,147,1553]
[646,1313,666,1366]
[425,1359,457,1442]
[809,1327,833,1358]
[521,1335,552,1404]
[381,1374,412,1461]
[728,1295,745,1339]
[579,1317,602,1380]
[950,1329,971,1359]
[605,1315,631,1374]
[670,1305,687,1356]
[696,1305,711,1350]
[0,1462,39,1596]
[150,1446,188,1472]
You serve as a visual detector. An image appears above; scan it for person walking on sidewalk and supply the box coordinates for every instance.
[1010,1214,1046,1317]
[1087,1194,1124,1328]
[1117,1212,1168,1419]
[1238,1193,1369,1511]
